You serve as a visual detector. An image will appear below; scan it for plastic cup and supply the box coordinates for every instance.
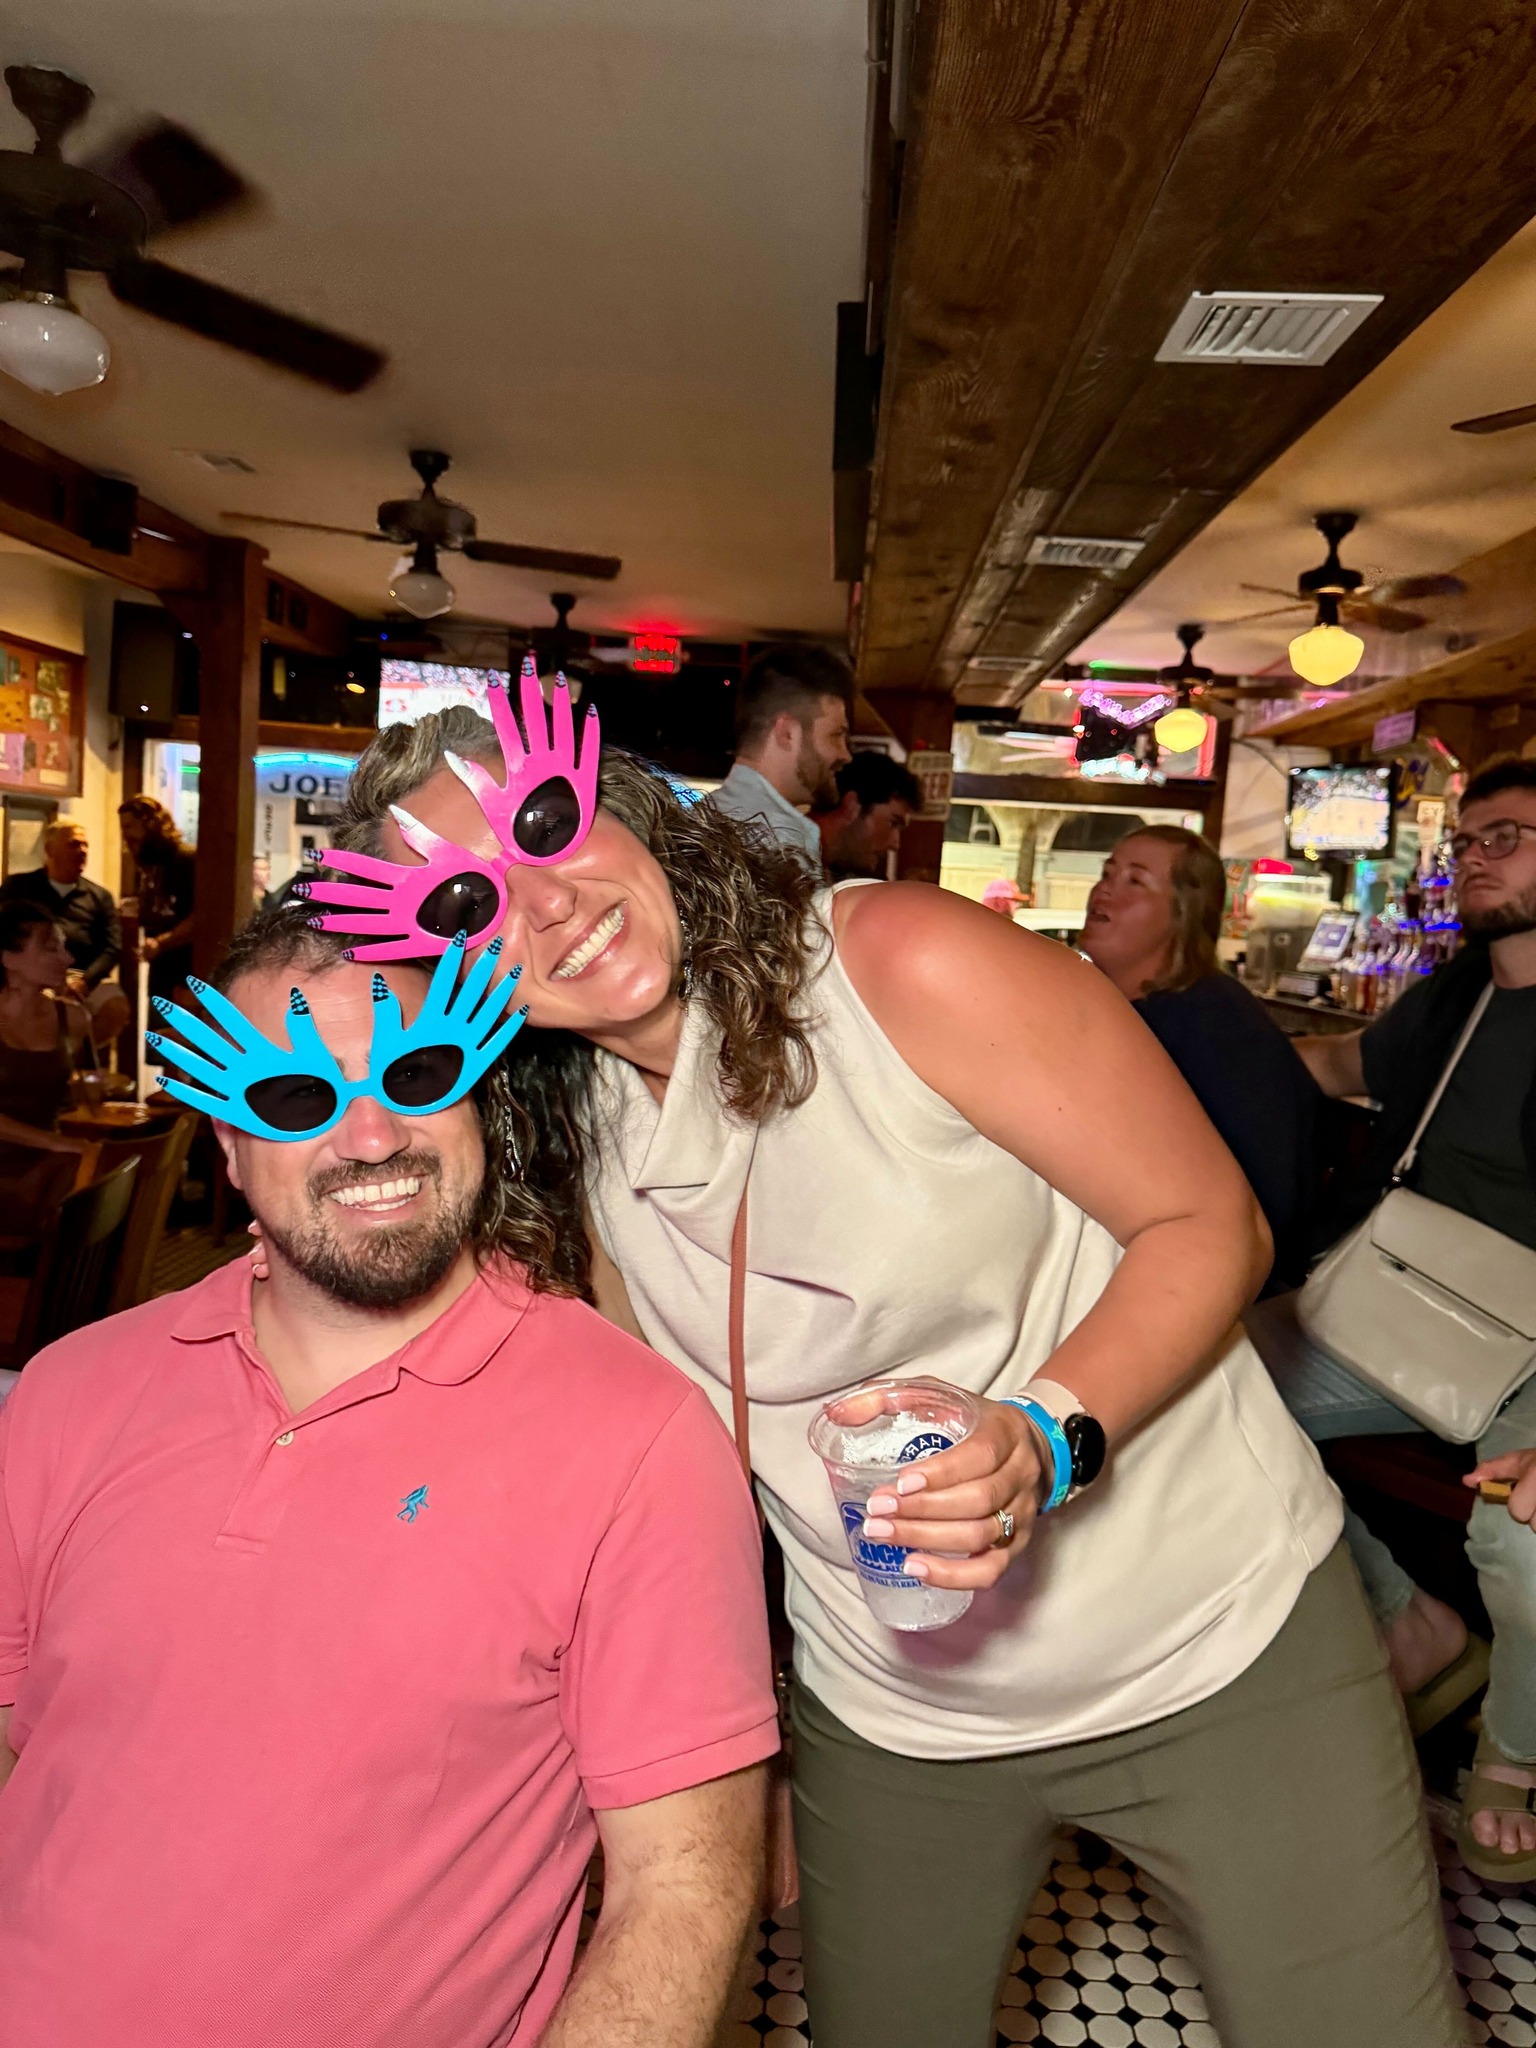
[808,1375,982,1632]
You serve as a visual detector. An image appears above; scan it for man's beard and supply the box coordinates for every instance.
[1461,878,1536,939]
[262,1149,480,1310]
[797,733,840,810]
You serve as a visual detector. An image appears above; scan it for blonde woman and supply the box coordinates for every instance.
[1080,825,1320,1291]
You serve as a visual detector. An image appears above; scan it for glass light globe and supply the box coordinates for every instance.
[0,294,110,395]
[389,564,455,619]
[1288,621,1364,687]
[1153,705,1208,753]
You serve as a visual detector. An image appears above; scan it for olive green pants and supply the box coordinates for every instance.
[791,1545,1463,2048]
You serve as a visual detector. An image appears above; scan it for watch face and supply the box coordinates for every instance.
[1064,1413,1107,1490]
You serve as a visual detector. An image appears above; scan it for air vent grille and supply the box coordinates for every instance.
[1156,291,1382,368]
[1024,535,1145,573]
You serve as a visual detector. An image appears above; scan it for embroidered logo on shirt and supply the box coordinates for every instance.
[396,1485,430,1524]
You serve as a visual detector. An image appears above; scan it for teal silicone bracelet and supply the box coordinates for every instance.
[999,1395,1074,1513]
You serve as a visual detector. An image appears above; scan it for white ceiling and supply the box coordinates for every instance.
[0,0,867,638]
[1076,216,1536,682]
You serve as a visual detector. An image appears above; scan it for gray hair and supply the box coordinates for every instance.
[335,705,502,855]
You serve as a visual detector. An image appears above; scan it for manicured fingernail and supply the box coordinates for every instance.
[905,1556,931,1580]
[862,1517,895,1542]
[895,1471,928,1495]
[866,1492,897,1515]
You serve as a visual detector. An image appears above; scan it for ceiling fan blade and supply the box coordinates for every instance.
[462,538,622,581]
[85,120,251,237]
[1219,604,1313,626]
[1238,584,1306,603]
[1371,572,1466,603]
[220,512,389,541]
[1451,403,1536,436]
[106,257,386,392]
[1344,598,1425,634]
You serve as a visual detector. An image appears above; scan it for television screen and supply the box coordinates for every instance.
[378,660,507,728]
[1286,765,1396,855]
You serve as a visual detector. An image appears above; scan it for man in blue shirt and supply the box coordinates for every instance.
[711,644,853,872]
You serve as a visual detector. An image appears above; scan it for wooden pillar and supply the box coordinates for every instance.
[1201,716,1234,852]
[163,538,265,976]
[863,688,955,883]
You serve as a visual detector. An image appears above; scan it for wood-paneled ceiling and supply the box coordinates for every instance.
[855,0,1536,703]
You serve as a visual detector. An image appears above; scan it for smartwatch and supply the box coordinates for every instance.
[999,1379,1107,1513]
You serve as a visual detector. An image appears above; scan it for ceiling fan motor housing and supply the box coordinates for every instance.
[375,493,476,550]
[1298,509,1364,597]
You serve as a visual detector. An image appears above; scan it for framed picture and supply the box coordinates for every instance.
[0,630,85,799]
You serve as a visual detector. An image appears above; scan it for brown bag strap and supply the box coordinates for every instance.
[728,1170,752,1484]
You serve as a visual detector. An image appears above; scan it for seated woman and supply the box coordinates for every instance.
[1079,825,1320,1292]
[0,904,92,1234]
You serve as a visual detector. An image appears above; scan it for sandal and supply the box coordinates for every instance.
[1458,1737,1536,1884]
[1405,1635,1490,1740]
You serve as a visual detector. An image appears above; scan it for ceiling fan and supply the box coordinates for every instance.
[1451,402,1536,436]
[1224,511,1465,638]
[224,450,623,618]
[510,592,640,683]
[1153,623,1309,709]
[0,63,385,396]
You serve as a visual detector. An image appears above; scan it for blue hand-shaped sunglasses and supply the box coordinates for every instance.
[145,931,527,1141]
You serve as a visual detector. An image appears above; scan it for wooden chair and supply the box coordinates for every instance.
[93,1114,199,1314]
[0,1158,140,1370]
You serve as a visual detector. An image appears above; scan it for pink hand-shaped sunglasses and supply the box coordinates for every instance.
[295,657,600,962]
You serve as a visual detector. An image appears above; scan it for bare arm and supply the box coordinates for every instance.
[1293,1029,1367,1099]
[834,884,1270,1584]
[0,1112,82,1156]
[0,1704,14,1793]
[538,1765,766,2048]
[141,916,194,961]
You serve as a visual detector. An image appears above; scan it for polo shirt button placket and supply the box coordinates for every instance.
[275,1431,295,1446]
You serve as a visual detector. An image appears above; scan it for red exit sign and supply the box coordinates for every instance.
[630,633,683,673]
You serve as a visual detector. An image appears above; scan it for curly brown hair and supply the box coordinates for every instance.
[330,708,825,1294]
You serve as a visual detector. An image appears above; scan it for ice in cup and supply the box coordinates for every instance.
[808,1376,982,1631]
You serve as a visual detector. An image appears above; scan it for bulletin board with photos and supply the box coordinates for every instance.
[0,630,85,799]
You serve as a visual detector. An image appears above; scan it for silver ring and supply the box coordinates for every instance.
[994,1507,1016,1547]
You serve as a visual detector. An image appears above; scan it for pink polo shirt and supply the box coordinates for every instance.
[0,1258,777,2048]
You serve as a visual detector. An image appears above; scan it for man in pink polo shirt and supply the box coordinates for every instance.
[0,915,778,2048]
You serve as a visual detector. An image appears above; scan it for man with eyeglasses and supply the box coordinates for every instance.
[0,909,777,2048]
[1274,754,1536,1878]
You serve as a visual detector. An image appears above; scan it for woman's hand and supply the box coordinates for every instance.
[247,1220,271,1282]
[860,1399,1046,1589]
[139,935,160,963]
[1467,1450,1536,1525]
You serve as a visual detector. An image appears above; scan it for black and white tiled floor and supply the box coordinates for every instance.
[704,1817,1532,2046]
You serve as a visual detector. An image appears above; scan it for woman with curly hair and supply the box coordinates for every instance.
[313,695,1458,2048]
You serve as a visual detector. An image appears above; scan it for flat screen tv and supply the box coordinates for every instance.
[377,660,506,729]
[1286,764,1396,856]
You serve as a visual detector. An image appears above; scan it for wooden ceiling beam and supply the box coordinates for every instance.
[0,416,209,593]
[858,0,1536,700]
[0,411,358,663]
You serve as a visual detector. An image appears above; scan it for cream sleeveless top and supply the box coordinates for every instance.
[586,884,1342,1759]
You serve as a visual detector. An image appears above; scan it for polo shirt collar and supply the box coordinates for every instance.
[169,1253,532,1386]
[719,763,820,859]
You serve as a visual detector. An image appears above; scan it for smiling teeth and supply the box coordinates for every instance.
[553,904,624,979]
[329,1176,421,1208]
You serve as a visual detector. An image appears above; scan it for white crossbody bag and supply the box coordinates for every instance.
[1297,984,1536,1442]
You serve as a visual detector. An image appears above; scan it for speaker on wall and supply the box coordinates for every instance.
[109,602,200,721]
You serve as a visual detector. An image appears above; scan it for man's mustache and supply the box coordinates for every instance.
[307,1150,443,1204]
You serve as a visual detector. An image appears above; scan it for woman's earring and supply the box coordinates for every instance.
[676,910,695,1002]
